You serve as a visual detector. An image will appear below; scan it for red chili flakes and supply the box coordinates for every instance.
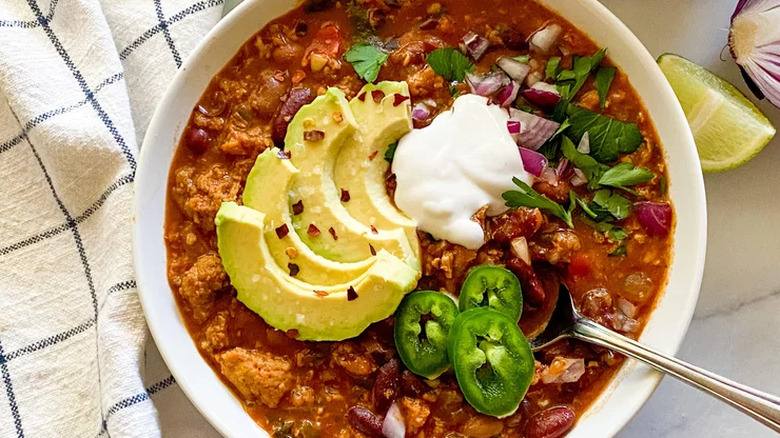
[286,329,300,339]
[340,189,351,202]
[275,224,290,239]
[369,244,377,256]
[304,130,325,142]
[288,263,300,277]
[368,150,379,161]
[357,92,367,101]
[292,200,304,215]
[393,94,410,106]
[307,224,321,236]
[347,286,358,301]
[314,290,329,297]
[277,149,292,159]
[370,225,378,235]
[328,227,338,241]
[371,90,386,102]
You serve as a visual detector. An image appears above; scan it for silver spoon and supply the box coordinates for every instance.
[530,283,780,432]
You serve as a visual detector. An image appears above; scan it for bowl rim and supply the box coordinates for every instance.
[132,0,707,436]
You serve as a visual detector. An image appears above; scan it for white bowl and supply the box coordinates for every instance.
[133,0,707,436]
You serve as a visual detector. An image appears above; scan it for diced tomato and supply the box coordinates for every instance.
[568,252,590,277]
[306,24,342,57]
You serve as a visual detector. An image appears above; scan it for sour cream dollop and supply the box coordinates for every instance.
[392,94,532,250]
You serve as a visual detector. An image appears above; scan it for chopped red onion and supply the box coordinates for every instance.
[496,57,532,83]
[462,31,490,61]
[507,120,521,135]
[635,202,673,237]
[556,158,569,177]
[508,108,561,150]
[511,237,531,265]
[518,147,548,178]
[617,297,638,318]
[729,0,780,108]
[411,102,431,121]
[528,23,562,54]
[538,166,559,185]
[577,132,591,154]
[541,357,585,384]
[522,82,561,110]
[466,72,509,97]
[570,167,587,187]
[495,81,520,107]
[382,402,405,438]
[613,312,639,333]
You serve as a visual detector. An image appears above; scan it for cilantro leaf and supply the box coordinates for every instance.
[344,43,388,82]
[609,245,627,257]
[514,54,531,63]
[598,162,654,194]
[427,48,475,82]
[502,177,573,227]
[592,189,632,220]
[565,105,642,163]
[555,49,605,98]
[384,141,398,162]
[594,221,628,241]
[561,135,608,186]
[545,57,561,79]
[595,66,616,109]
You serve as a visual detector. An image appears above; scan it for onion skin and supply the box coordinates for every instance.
[729,0,780,108]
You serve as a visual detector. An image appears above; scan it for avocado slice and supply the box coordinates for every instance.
[285,88,417,265]
[216,202,418,341]
[335,82,420,259]
[243,148,374,285]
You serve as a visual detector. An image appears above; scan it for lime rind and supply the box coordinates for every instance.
[657,53,775,172]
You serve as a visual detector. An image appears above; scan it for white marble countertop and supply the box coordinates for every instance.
[154,1,780,437]
[599,1,780,436]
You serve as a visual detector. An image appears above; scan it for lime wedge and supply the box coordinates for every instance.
[657,53,775,172]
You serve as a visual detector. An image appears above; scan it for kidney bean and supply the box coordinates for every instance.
[489,208,543,244]
[347,406,383,437]
[400,370,428,396]
[506,257,545,305]
[496,24,527,50]
[271,87,313,143]
[525,406,575,438]
[185,127,211,154]
[373,358,400,412]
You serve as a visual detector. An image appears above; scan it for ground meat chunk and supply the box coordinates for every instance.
[220,128,274,156]
[171,164,242,231]
[178,253,229,323]
[331,342,377,377]
[400,396,430,434]
[530,227,582,265]
[215,348,294,408]
[532,179,572,204]
[419,235,478,292]
[200,311,230,353]
[406,65,446,98]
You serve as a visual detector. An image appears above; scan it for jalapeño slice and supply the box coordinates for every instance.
[394,290,460,379]
[448,307,534,418]
[459,265,523,322]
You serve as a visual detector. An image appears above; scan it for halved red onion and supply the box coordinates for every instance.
[462,31,490,61]
[508,108,561,150]
[576,132,590,154]
[382,402,405,438]
[729,0,780,108]
[411,102,431,121]
[528,23,562,54]
[541,357,585,384]
[518,147,548,178]
[496,56,532,83]
[635,202,672,237]
[466,72,509,97]
[522,82,561,110]
[495,81,520,107]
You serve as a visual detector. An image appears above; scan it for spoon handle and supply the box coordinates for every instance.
[572,317,780,432]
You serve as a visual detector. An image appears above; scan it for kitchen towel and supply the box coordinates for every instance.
[0,0,227,436]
